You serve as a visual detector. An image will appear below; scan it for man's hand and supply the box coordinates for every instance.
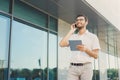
[59,23,77,47]
[76,45,87,52]
[76,45,99,59]
[70,23,77,33]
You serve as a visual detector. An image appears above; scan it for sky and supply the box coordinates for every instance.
[86,0,120,30]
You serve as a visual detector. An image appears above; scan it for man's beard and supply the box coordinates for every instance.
[77,26,84,30]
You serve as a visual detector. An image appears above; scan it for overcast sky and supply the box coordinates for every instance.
[86,0,120,30]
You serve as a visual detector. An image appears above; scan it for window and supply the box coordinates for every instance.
[49,17,58,31]
[0,0,10,13]
[14,0,47,28]
[0,15,10,80]
[10,21,48,80]
[49,32,57,80]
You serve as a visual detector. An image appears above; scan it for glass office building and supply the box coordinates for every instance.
[0,0,120,80]
[0,0,58,80]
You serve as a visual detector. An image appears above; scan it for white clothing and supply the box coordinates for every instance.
[67,63,93,80]
[69,30,101,63]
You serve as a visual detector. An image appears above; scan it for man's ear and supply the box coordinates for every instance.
[85,21,88,25]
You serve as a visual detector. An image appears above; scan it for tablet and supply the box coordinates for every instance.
[69,40,82,51]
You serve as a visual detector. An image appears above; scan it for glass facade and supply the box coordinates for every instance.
[0,0,120,80]
[14,0,48,28]
[0,15,10,80]
[93,25,120,80]
[0,0,58,80]
[11,21,48,80]
[48,32,57,80]
[0,0,9,13]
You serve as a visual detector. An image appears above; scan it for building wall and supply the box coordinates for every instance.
[58,19,71,80]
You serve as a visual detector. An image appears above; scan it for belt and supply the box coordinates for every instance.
[71,63,84,66]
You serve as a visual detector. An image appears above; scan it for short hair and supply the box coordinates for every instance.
[76,14,88,22]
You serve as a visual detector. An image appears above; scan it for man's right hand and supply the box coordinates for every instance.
[70,23,77,33]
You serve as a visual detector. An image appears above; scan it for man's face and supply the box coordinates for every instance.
[75,16,88,29]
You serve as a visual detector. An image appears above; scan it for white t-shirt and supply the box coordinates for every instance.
[69,30,101,63]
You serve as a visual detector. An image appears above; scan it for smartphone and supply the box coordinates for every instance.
[74,24,79,33]
[75,24,77,28]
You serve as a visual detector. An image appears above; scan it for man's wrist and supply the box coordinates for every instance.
[85,48,90,53]
[69,30,74,34]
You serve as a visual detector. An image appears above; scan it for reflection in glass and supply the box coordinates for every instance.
[49,17,58,31]
[92,70,100,80]
[108,54,119,80]
[14,0,47,28]
[0,15,10,80]
[10,21,47,80]
[49,32,57,80]
[107,29,119,80]
[98,52,108,80]
[92,59,100,80]
[0,0,9,13]
[118,58,120,80]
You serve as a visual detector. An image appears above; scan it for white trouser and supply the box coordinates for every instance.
[67,63,93,80]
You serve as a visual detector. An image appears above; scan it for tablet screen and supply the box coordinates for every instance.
[69,40,82,51]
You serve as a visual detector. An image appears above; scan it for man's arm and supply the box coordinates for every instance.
[59,24,76,47]
[76,45,99,59]
[59,30,73,47]
[85,48,99,59]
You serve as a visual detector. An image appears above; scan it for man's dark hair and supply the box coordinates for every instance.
[76,14,88,22]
